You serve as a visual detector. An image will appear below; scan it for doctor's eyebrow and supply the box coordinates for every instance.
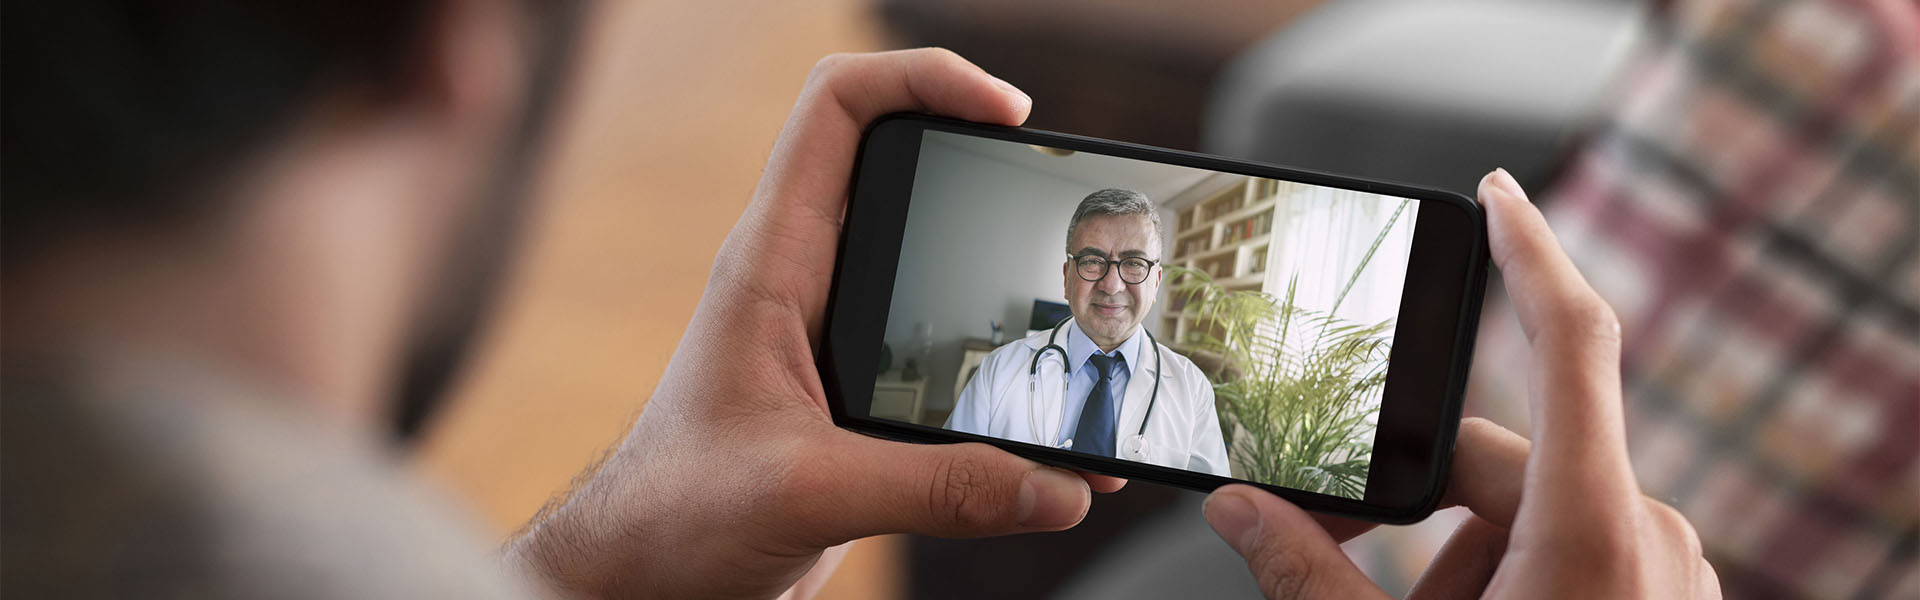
[1073,247,1154,259]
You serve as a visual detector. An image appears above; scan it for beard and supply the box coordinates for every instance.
[385,0,587,444]
[1080,313,1138,341]
[1076,294,1144,344]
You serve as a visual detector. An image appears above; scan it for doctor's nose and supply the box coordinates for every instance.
[1096,266,1129,293]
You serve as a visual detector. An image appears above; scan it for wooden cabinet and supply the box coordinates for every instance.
[871,370,928,423]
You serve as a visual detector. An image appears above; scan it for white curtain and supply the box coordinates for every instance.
[1261,181,1417,331]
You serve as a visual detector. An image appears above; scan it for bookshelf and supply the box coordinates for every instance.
[1163,176,1280,343]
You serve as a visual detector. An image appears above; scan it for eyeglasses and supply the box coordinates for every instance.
[1071,254,1158,285]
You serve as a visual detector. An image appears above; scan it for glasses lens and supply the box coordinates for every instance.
[1119,258,1151,283]
[1076,257,1107,281]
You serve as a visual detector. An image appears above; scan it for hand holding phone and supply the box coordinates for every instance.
[821,113,1489,522]
[504,49,1103,600]
[1203,170,1717,598]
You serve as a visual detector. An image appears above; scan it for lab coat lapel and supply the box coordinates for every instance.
[1115,344,1158,445]
[1036,355,1069,446]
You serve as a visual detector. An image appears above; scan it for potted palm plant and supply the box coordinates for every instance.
[1166,200,1407,499]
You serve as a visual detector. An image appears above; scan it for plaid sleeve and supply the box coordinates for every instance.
[1462,0,1920,597]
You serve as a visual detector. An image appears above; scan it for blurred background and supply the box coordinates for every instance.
[412,0,1919,598]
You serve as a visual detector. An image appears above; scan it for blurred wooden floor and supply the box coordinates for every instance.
[411,0,898,597]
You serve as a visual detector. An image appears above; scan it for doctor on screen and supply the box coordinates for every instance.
[946,189,1230,476]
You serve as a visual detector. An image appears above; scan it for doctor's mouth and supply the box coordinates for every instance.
[1089,300,1132,318]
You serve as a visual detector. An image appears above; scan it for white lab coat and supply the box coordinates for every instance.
[944,322,1231,476]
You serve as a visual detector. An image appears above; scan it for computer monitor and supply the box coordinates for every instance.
[1028,299,1072,332]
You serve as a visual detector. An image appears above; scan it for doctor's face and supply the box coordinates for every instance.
[1064,214,1161,351]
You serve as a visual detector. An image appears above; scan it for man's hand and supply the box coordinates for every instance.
[1201,169,1720,598]
[502,49,1124,599]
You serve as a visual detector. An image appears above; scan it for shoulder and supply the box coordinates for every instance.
[985,330,1048,363]
[2,371,533,599]
[1153,344,1212,386]
[1151,342,1203,373]
[964,333,1044,386]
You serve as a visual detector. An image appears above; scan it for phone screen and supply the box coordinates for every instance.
[869,129,1421,500]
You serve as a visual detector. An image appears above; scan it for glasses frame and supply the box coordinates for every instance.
[1070,253,1159,285]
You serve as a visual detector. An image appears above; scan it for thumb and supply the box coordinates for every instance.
[800,435,1091,542]
[1204,485,1390,600]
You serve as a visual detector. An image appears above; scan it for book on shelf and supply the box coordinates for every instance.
[1178,237,1209,257]
[1221,212,1271,243]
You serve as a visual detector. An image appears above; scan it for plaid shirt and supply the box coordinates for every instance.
[1352,0,1919,597]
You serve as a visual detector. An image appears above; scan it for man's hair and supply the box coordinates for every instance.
[0,1,571,265]
[1,2,440,263]
[1065,188,1162,256]
[1,1,584,443]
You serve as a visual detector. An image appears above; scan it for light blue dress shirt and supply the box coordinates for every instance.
[1056,322,1147,447]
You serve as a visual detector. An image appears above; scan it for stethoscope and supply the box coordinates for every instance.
[1026,318,1162,459]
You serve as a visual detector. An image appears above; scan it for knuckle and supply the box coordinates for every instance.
[1684,523,1707,561]
[1566,299,1623,345]
[770,443,836,506]
[1548,537,1638,584]
[914,46,963,64]
[1520,501,1710,593]
[927,453,1009,530]
[1458,416,1502,437]
[808,52,859,81]
[1537,296,1623,354]
[1246,535,1323,599]
[1647,498,1705,559]
[1586,518,1641,558]
[1643,496,1682,524]
[1528,510,1640,571]
[1697,557,1722,597]
[1453,416,1523,459]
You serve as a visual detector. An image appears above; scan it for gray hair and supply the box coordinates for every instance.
[1065,188,1162,256]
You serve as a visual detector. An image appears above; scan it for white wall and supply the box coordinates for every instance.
[885,133,1183,413]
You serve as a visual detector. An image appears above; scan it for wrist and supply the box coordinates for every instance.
[503,504,616,597]
[502,459,667,598]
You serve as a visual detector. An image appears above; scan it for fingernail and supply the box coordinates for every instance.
[990,76,1032,105]
[1488,168,1524,199]
[1017,467,1085,528]
[1203,492,1262,552]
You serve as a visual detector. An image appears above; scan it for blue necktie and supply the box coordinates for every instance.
[1072,353,1124,457]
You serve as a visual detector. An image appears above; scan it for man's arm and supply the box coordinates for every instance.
[499,49,1110,600]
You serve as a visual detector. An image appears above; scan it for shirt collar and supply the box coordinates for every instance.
[1065,319,1145,377]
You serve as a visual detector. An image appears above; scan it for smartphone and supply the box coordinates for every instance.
[817,113,1487,523]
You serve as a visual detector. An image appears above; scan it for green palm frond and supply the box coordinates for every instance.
[1164,200,1408,499]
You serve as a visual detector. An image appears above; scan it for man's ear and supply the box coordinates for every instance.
[416,0,525,129]
[1062,257,1072,294]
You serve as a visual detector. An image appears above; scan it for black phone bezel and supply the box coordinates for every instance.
[818,113,1488,524]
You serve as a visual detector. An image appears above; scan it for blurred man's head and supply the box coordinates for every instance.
[1061,189,1162,352]
[1,0,583,440]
